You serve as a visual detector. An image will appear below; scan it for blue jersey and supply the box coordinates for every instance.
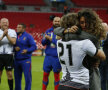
[14,31,37,60]
[42,27,58,57]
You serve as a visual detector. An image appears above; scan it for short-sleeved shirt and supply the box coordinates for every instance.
[57,39,97,85]
[0,29,17,54]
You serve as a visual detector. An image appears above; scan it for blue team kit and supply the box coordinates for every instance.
[14,31,37,90]
[42,27,61,73]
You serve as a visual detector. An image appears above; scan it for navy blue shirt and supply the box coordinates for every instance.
[41,27,58,57]
[14,31,37,60]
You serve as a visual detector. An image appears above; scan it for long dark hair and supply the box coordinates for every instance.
[78,9,106,40]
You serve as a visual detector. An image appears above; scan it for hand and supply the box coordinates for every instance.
[64,28,70,33]
[64,25,78,34]
[93,60,100,68]
[3,29,8,36]
[56,36,61,40]
[70,25,78,33]
[45,34,52,41]
[15,46,20,51]
[21,49,27,54]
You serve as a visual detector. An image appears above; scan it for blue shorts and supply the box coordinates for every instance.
[43,55,61,73]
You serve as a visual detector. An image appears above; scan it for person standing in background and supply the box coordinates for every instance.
[100,23,108,90]
[14,23,37,90]
[42,17,61,90]
[0,18,17,90]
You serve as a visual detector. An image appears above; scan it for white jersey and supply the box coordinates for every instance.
[0,29,17,54]
[57,39,97,85]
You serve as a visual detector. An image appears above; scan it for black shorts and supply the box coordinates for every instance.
[58,85,81,90]
[58,80,89,90]
[0,54,14,71]
[58,85,88,90]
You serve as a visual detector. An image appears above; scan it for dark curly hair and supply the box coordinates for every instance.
[78,9,106,40]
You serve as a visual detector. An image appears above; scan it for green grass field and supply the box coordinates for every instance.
[0,56,61,90]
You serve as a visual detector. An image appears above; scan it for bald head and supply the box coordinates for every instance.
[1,18,9,22]
[0,18,9,30]
[53,17,60,28]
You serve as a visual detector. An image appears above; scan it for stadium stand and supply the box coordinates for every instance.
[18,6,24,11]
[70,8,108,23]
[96,10,108,23]
[51,7,57,12]
[71,0,108,8]
[3,0,46,6]
[0,11,62,48]
[0,0,108,49]
[34,7,40,11]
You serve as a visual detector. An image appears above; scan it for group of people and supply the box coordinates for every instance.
[42,8,108,90]
[0,8,108,90]
[0,18,37,90]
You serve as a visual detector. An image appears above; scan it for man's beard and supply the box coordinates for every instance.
[53,24,60,28]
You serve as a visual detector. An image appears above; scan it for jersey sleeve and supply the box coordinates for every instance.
[83,39,97,57]
[54,27,64,37]
[27,34,37,53]
[8,29,17,38]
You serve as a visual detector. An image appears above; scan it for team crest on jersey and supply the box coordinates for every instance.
[50,43,55,48]
[23,37,26,40]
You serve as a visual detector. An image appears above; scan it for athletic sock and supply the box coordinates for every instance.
[42,72,50,90]
[8,79,13,90]
[54,72,60,90]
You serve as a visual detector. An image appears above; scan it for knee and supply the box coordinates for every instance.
[43,72,49,81]
[6,71,13,79]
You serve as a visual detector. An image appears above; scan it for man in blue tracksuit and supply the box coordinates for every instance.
[14,23,37,90]
[42,17,61,90]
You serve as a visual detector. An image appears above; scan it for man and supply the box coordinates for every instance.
[42,17,61,90]
[57,35,106,90]
[56,12,106,90]
[0,18,17,90]
[54,9,106,90]
[14,23,37,90]
[100,23,108,90]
